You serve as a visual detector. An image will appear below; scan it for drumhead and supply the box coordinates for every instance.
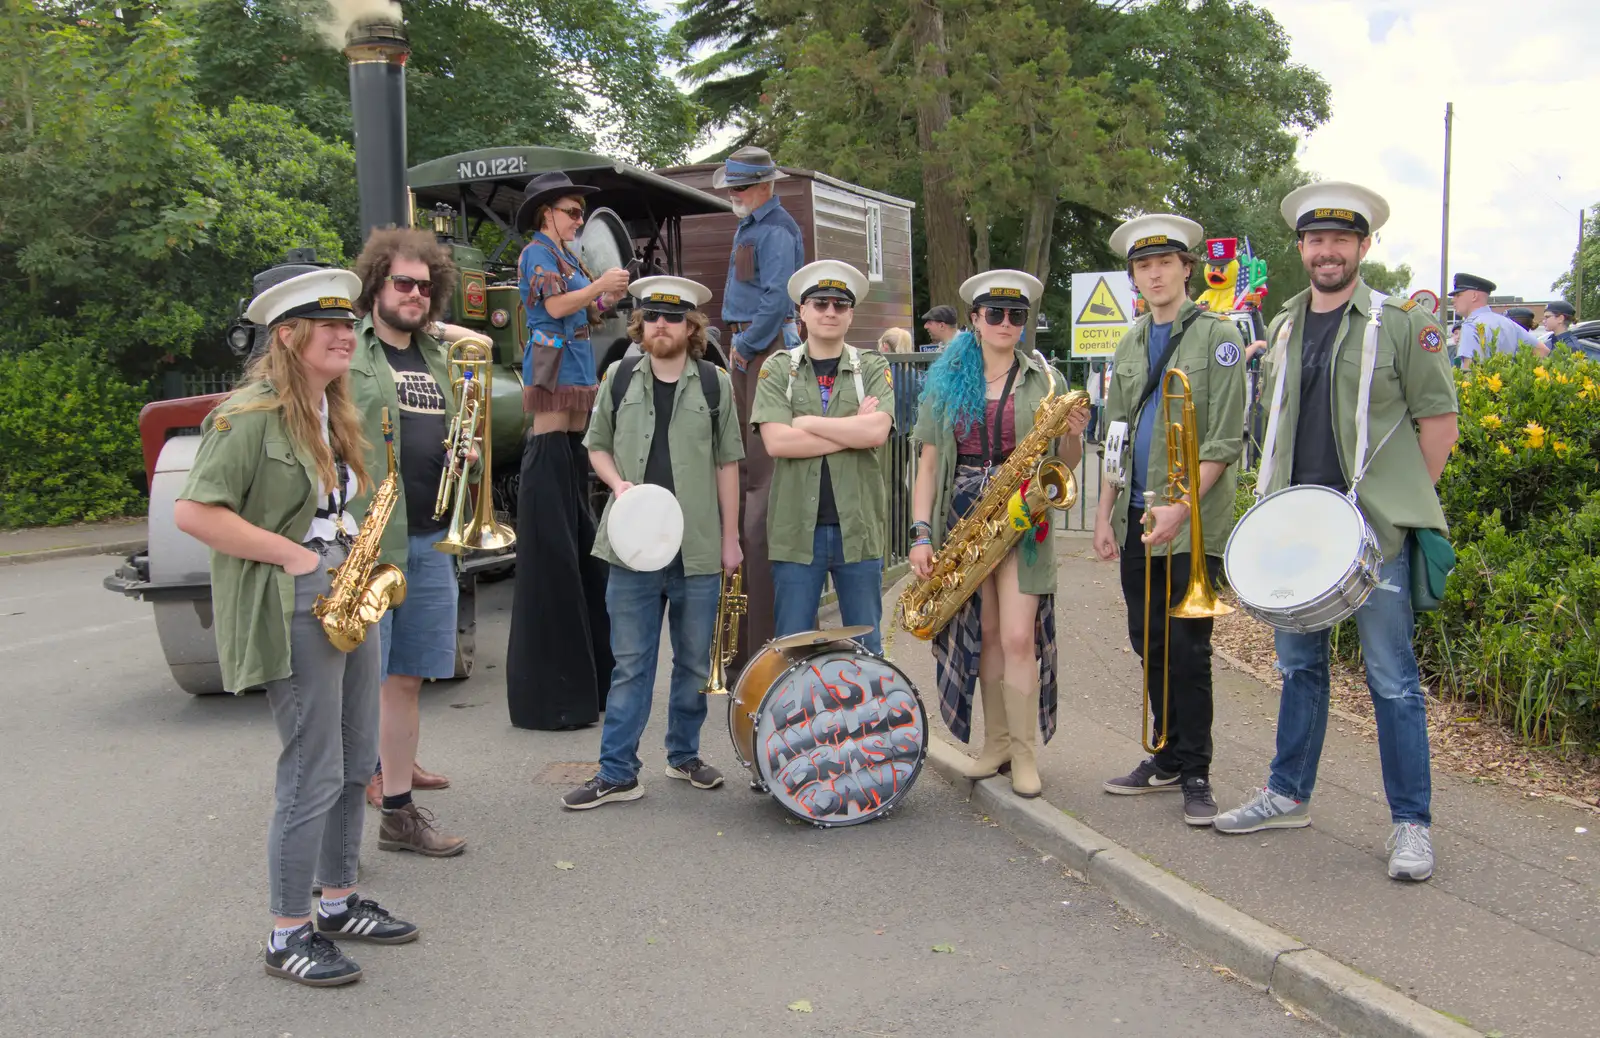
[1226,485,1367,610]
[752,648,927,827]
[607,484,682,571]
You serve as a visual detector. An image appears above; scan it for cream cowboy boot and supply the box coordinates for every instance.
[1003,678,1043,798]
[953,678,1011,779]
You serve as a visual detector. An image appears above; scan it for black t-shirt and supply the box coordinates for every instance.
[643,375,677,493]
[1291,305,1348,493]
[382,341,450,534]
[811,356,840,526]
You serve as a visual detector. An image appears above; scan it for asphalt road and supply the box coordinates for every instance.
[0,554,1320,1038]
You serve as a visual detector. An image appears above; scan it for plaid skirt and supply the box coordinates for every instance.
[932,464,1059,745]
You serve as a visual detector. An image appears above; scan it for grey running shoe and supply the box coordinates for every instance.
[1103,758,1181,795]
[1387,823,1434,881]
[1214,787,1310,834]
[665,757,724,790]
[562,775,643,810]
[1181,777,1217,827]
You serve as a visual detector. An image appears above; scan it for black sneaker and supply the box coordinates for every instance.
[264,923,362,987]
[1182,776,1218,826]
[1103,758,1181,795]
[316,895,419,944]
[665,757,724,789]
[562,775,643,810]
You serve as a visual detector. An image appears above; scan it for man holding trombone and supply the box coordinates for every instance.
[1093,214,1247,827]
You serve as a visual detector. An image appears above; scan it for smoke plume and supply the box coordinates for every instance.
[318,0,404,49]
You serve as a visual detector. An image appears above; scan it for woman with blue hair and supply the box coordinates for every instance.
[908,271,1088,798]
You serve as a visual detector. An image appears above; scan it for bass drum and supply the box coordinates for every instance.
[730,633,928,827]
[576,207,634,348]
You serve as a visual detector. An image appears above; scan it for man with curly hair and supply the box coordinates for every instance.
[348,227,470,858]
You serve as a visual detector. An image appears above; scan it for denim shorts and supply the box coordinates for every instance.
[378,527,459,680]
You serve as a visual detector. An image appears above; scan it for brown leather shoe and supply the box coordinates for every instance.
[365,772,382,810]
[378,803,467,857]
[411,762,451,790]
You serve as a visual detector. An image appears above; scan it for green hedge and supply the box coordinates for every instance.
[0,345,146,527]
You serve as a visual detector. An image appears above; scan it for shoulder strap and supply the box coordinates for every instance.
[1133,309,1203,421]
[609,355,644,418]
[847,345,865,402]
[696,359,720,421]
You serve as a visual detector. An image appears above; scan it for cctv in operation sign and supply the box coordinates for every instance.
[1070,271,1136,358]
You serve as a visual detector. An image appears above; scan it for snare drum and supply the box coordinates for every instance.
[728,632,928,827]
[1224,485,1383,634]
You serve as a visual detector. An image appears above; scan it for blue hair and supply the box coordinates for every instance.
[920,330,988,435]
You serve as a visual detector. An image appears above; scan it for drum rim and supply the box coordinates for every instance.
[750,646,929,828]
[1224,483,1375,610]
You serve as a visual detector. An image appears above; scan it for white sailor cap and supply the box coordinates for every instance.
[960,269,1044,310]
[1280,181,1389,237]
[788,259,869,306]
[245,268,361,327]
[629,275,712,313]
[1109,214,1203,262]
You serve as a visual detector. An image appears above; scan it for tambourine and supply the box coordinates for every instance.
[607,483,683,571]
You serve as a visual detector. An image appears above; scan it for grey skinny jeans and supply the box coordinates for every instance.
[264,541,381,917]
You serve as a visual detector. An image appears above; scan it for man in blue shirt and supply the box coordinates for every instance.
[716,146,805,668]
[1450,273,1547,368]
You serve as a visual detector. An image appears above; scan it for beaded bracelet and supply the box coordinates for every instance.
[911,536,932,548]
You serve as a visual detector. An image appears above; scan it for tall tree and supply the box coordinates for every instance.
[676,0,774,147]
[1552,210,1600,322]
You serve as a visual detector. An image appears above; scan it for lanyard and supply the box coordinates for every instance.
[979,361,1020,468]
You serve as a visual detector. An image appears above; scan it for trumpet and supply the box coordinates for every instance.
[1141,368,1233,753]
[701,566,745,695]
[434,336,516,555]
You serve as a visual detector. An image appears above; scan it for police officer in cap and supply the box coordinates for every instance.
[1449,272,1546,368]
[1542,300,1584,355]
[1214,182,1460,884]
[1093,213,1246,827]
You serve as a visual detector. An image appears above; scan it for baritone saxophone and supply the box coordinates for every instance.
[896,355,1089,640]
[313,408,407,652]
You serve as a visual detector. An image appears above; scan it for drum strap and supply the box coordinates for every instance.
[1255,316,1295,497]
[784,342,865,406]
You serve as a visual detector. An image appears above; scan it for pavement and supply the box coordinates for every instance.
[0,554,1320,1038]
[885,535,1600,1038]
[0,517,146,564]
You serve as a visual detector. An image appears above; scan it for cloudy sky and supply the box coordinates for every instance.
[655,0,1596,301]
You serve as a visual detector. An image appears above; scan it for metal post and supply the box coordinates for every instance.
[344,20,411,240]
[1440,102,1453,311]
[1578,207,1586,323]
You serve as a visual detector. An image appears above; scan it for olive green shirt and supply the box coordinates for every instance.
[177,384,322,693]
[751,344,894,564]
[912,349,1061,596]
[1103,300,1248,556]
[347,315,465,569]
[585,356,744,576]
[1258,281,1457,560]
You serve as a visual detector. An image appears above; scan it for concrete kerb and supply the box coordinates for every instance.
[923,738,1482,1038]
[0,539,146,566]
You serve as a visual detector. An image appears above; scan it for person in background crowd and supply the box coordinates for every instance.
[921,305,959,351]
[1447,322,1462,367]
[1451,273,1547,368]
[1085,360,1104,444]
[1543,301,1585,355]
[879,327,920,432]
[1505,307,1536,333]
[349,228,470,858]
[716,146,805,678]
[175,269,419,987]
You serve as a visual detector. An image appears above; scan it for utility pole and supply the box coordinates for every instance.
[1440,102,1453,313]
[1578,207,1586,322]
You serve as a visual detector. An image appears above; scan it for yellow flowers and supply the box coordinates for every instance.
[1556,372,1572,385]
[1481,373,1504,394]
[1523,422,1547,450]
[1583,378,1597,401]
[1534,366,1551,382]
[1554,440,1570,456]
[1479,413,1503,430]
[1498,443,1512,455]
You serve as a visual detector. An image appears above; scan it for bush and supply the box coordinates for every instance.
[0,344,146,527]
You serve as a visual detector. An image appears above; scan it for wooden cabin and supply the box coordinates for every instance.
[654,164,916,351]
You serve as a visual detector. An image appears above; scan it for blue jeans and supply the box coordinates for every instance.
[597,561,720,785]
[378,528,459,680]
[1267,536,1431,824]
[771,524,884,655]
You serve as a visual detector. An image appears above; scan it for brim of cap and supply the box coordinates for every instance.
[270,306,358,325]
[712,168,789,189]
[1297,218,1367,233]
[973,297,1031,309]
[1127,242,1188,260]
[637,301,695,314]
[802,287,855,302]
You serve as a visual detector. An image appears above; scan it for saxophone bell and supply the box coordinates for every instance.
[313,408,407,652]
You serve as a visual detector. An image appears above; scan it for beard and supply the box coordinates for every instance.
[1305,255,1358,293]
[644,330,688,359]
[730,200,753,219]
[377,299,429,333]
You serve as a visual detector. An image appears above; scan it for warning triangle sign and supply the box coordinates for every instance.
[1076,276,1128,325]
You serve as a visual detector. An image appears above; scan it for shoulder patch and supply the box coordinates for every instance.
[1398,298,1419,312]
[213,415,231,432]
[1419,326,1443,353]
[758,367,771,380]
[1214,342,1241,367]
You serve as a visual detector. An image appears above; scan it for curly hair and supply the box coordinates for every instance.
[627,308,709,361]
[918,330,987,435]
[352,227,457,322]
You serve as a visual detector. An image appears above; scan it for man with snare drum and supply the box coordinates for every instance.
[1215,183,1459,883]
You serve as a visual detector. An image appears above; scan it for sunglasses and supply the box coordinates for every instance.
[553,205,586,222]
[806,299,854,314]
[981,306,1028,327]
[385,275,433,298]
[640,309,686,324]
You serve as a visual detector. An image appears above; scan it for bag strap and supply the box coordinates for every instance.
[785,342,865,406]
[610,354,721,425]
[609,354,644,418]
[1132,310,1203,422]
[1255,315,1297,497]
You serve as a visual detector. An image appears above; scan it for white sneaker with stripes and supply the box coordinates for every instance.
[264,923,362,987]
[315,894,420,945]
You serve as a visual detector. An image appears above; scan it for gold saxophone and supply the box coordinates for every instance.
[897,355,1090,640]
[313,408,408,652]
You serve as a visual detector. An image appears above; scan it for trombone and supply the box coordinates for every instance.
[701,566,745,695]
[434,336,517,555]
[1141,368,1233,753]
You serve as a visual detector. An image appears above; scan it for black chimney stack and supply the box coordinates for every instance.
[344,18,411,239]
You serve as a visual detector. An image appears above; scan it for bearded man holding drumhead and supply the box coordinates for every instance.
[1214,183,1459,883]
[562,276,744,810]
